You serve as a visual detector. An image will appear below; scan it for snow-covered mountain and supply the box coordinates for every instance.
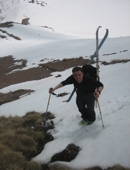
[1,0,130,38]
[0,0,130,169]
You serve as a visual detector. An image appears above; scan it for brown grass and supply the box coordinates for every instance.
[101,59,130,65]
[0,21,14,28]
[56,92,70,97]
[0,55,91,89]
[0,111,55,170]
[0,89,34,105]
[0,29,21,40]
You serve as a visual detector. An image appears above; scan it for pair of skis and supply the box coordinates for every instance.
[66,26,109,102]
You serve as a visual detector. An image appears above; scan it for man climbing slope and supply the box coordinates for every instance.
[49,66,103,125]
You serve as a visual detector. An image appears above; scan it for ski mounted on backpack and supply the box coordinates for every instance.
[96,26,102,81]
[66,26,109,102]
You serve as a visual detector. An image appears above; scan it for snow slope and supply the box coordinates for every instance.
[0,0,130,169]
[1,0,130,38]
[0,24,130,169]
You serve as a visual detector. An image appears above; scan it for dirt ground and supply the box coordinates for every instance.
[0,55,91,104]
[0,55,91,89]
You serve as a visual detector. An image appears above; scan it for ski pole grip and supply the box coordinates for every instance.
[49,87,53,94]
[49,87,57,96]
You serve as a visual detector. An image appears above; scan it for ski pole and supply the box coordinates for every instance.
[46,93,51,114]
[96,99,105,129]
[43,93,51,126]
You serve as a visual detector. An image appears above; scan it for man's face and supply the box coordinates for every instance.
[73,71,84,83]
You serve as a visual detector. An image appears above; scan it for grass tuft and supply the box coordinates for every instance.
[0,111,54,170]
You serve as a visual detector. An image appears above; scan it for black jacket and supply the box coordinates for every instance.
[61,74,103,94]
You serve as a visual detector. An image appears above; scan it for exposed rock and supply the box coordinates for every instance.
[50,143,80,163]
[21,18,30,25]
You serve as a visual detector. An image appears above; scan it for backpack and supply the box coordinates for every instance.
[82,64,98,80]
[82,64,99,92]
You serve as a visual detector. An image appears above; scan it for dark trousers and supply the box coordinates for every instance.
[76,93,95,122]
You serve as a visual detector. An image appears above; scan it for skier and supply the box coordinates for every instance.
[49,66,104,124]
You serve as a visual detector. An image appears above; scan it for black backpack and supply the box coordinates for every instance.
[82,64,99,92]
[82,64,98,81]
